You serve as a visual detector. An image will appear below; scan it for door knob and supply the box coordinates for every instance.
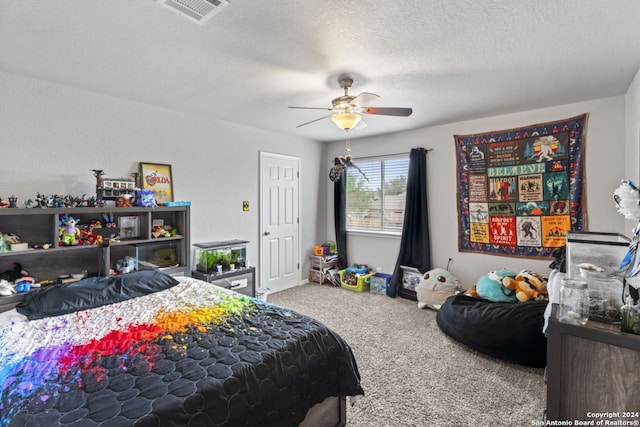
[263,231,271,236]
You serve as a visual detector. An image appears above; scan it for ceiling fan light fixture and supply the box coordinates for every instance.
[331,112,362,131]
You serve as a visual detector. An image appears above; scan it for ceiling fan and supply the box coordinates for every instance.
[289,77,413,131]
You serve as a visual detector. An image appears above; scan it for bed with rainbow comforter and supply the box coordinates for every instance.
[0,270,363,426]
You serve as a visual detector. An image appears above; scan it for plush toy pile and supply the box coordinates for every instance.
[465,269,548,303]
[0,263,37,295]
[435,267,550,368]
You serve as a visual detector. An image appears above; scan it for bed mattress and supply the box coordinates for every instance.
[0,271,363,426]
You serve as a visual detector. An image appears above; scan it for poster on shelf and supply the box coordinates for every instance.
[139,162,174,204]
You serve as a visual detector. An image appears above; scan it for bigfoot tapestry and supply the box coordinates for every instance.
[455,114,588,259]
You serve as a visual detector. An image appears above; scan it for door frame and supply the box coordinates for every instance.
[259,151,302,291]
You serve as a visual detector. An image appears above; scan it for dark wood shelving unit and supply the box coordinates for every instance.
[0,206,190,310]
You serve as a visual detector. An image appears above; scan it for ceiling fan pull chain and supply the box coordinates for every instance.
[345,134,351,154]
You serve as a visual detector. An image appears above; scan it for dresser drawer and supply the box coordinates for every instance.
[192,268,255,297]
[211,272,254,297]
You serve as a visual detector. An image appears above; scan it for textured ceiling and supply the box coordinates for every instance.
[1,0,640,142]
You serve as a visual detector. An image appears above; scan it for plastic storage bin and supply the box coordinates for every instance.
[370,273,392,295]
[339,269,372,292]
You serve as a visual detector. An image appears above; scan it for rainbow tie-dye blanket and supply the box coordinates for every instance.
[0,277,362,426]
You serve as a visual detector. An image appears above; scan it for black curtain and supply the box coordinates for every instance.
[334,158,348,270]
[388,148,431,299]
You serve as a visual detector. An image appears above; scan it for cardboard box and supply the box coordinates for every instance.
[10,243,28,252]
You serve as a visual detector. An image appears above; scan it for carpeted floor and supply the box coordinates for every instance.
[269,283,546,427]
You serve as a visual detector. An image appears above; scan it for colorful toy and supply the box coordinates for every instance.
[102,213,116,228]
[502,270,549,302]
[415,268,463,310]
[136,189,157,207]
[470,269,518,302]
[0,263,33,292]
[59,214,80,246]
[15,277,34,293]
[152,225,171,238]
[3,233,20,245]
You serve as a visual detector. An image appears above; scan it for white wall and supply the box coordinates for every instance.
[0,71,324,285]
[326,97,628,287]
[626,67,640,190]
[3,70,634,290]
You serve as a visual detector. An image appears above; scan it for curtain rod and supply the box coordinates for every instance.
[351,148,433,161]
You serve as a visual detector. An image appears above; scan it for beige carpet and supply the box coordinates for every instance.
[269,283,546,427]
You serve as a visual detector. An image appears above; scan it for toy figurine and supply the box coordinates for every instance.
[92,169,105,188]
[59,214,80,246]
[35,193,47,208]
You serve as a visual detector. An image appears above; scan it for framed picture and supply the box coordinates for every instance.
[139,162,174,203]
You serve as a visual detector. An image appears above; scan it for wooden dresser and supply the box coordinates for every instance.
[546,305,640,422]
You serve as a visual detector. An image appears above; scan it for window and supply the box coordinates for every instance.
[345,155,409,234]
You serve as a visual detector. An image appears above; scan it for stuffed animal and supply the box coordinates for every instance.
[614,180,640,284]
[614,179,640,221]
[0,263,27,282]
[472,269,518,302]
[464,284,479,298]
[59,214,80,246]
[503,269,549,302]
[415,268,462,310]
[0,279,15,296]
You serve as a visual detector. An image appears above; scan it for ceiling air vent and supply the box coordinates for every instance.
[156,0,230,25]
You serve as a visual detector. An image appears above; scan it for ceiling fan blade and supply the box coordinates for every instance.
[289,106,334,111]
[350,92,380,107]
[362,107,413,117]
[295,114,333,128]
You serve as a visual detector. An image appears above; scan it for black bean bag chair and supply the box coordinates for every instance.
[435,293,547,368]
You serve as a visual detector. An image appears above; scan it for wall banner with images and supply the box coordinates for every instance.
[454,114,588,259]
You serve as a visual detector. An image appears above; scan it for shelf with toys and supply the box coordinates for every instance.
[0,205,190,285]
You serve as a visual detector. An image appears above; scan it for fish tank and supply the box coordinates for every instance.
[194,240,248,275]
[566,231,630,324]
[129,240,181,270]
[566,231,630,278]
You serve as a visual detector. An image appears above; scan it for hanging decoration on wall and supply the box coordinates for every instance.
[454,113,588,259]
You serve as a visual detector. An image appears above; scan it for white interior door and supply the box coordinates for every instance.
[260,152,300,293]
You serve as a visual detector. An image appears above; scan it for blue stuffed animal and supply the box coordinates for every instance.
[474,269,518,302]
